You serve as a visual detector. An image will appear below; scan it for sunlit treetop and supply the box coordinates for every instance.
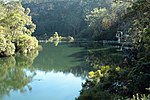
[0,0,19,3]
[0,1,38,56]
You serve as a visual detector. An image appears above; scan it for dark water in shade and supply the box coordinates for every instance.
[0,42,88,100]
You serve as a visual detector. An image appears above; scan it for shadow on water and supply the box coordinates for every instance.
[37,41,124,78]
[32,42,91,75]
[83,44,123,68]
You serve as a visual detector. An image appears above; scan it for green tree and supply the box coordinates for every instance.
[0,1,38,56]
[82,0,130,40]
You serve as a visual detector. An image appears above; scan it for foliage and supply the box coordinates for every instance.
[16,34,38,53]
[82,1,131,40]
[49,32,61,42]
[122,0,150,97]
[22,0,115,40]
[123,0,150,69]
[85,8,112,30]
[2,0,149,99]
[4,41,15,56]
[131,93,150,100]
[0,1,38,56]
[48,32,74,46]
[78,42,150,99]
[127,0,150,44]
[22,0,86,38]
[77,61,150,100]
[88,65,111,84]
[127,62,150,95]
[0,35,7,53]
[77,63,127,100]
[0,35,15,56]
[76,89,123,100]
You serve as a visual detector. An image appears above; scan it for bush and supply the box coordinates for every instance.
[4,41,15,56]
[0,36,15,56]
[16,34,38,53]
[0,35,7,53]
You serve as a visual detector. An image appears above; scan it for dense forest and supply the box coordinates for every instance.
[22,0,116,40]
[0,0,150,99]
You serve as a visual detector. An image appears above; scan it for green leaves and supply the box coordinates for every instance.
[16,34,38,53]
[86,7,111,29]
[115,66,121,71]
[88,65,112,84]
[88,71,95,78]
[0,1,38,56]
[0,35,7,52]
[88,65,122,86]
[4,41,15,56]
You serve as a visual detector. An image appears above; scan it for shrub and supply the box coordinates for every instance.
[16,34,38,54]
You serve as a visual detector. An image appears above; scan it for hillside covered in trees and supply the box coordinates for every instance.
[21,0,137,41]
[22,0,118,40]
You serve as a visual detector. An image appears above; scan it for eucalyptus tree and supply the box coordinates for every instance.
[83,0,131,40]
[0,1,38,56]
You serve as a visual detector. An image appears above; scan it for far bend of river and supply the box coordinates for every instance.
[0,42,89,100]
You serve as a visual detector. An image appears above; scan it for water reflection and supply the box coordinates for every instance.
[86,46,123,68]
[0,43,89,100]
[0,42,125,100]
[0,50,39,99]
[32,43,89,77]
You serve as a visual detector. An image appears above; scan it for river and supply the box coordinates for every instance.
[0,42,122,100]
[0,42,89,100]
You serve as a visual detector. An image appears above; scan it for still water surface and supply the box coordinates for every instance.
[0,42,88,100]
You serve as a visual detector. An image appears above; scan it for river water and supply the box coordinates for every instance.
[0,42,88,100]
[0,42,123,100]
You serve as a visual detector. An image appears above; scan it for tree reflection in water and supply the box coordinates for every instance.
[32,42,90,77]
[0,42,95,100]
[0,50,39,99]
[85,46,123,68]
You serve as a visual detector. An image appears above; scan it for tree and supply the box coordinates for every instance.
[0,1,38,56]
